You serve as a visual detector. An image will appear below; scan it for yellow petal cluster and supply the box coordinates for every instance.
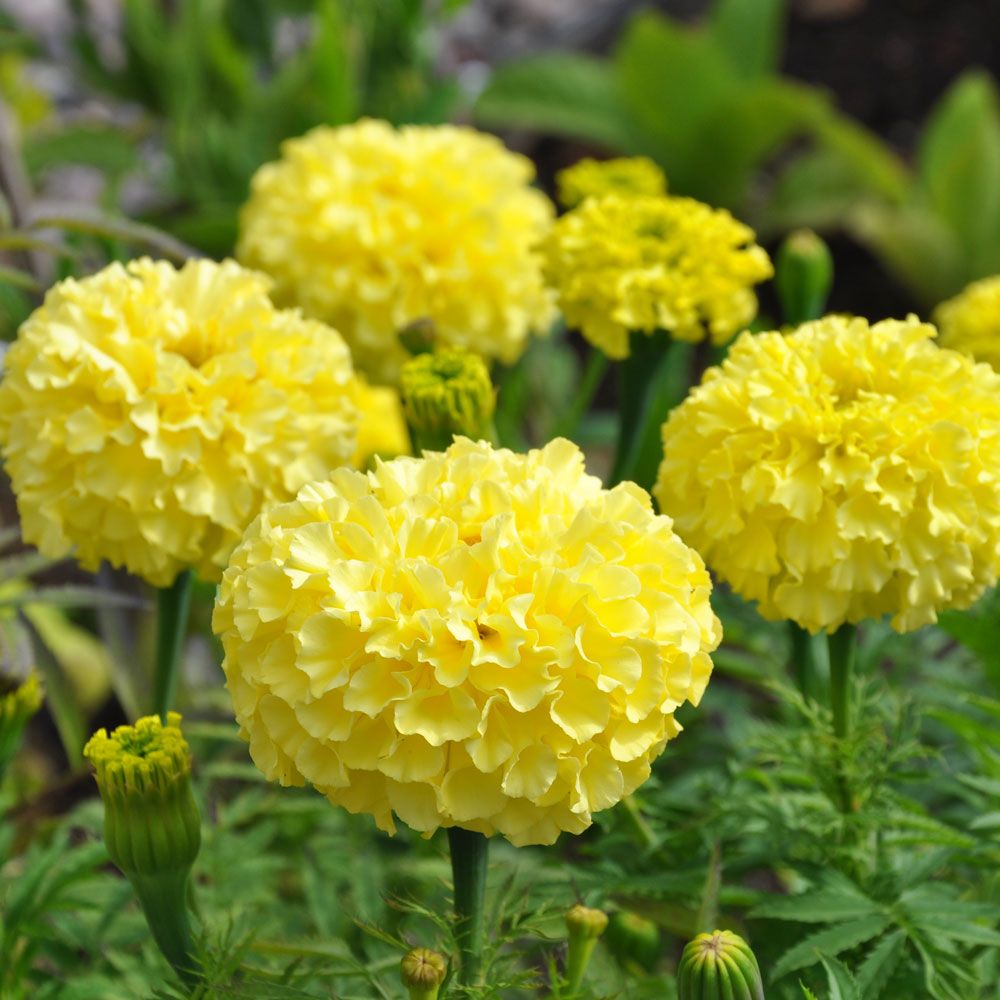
[352,376,410,469]
[556,156,667,209]
[655,315,1000,633]
[935,275,1000,370]
[213,438,720,847]
[237,119,556,384]
[0,258,357,587]
[542,194,772,359]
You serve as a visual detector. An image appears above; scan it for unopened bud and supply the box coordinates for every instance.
[677,929,764,1000]
[775,229,834,326]
[605,910,661,972]
[564,904,609,993]
[401,947,447,1000]
[0,673,42,780]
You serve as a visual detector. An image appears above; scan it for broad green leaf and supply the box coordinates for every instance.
[809,111,909,203]
[773,916,890,979]
[821,955,863,1000]
[856,929,906,1000]
[709,0,787,79]
[23,125,139,179]
[476,53,635,152]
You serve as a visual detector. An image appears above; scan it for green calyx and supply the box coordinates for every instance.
[775,228,834,326]
[677,930,765,1000]
[605,910,661,971]
[0,673,42,780]
[401,947,447,1000]
[400,348,496,451]
[84,712,201,877]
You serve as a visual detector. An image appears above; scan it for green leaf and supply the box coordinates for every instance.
[773,916,890,979]
[809,111,909,203]
[23,125,139,179]
[821,955,863,1000]
[856,929,906,1000]
[937,588,1000,681]
[751,876,881,924]
[709,0,787,79]
[475,53,635,151]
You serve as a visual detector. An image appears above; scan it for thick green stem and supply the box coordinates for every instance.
[788,622,816,701]
[552,348,609,441]
[132,871,199,987]
[153,569,193,720]
[828,624,857,813]
[609,332,692,491]
[448,827,489,986]
[564,936,598,996]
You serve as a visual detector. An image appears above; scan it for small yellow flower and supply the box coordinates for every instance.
[542,194,772,359]
[0,258,357,587]
[238,119,556,383]
[352,376,410,469]
[213,438,720,847]
[556,156,667,209]
[655,315,1000,633]
[935,275,1000,370]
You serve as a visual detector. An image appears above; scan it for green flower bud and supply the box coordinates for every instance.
[677,929,765,1000]
[0,673,42,781]
[400,349,496,452]
[401,947,448,1000]
[775,229,834,326]
[604,910,661,972]
[84,712,201,984]
[564,904,609,994]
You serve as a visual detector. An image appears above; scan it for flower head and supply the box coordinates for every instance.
[401,948,447,1000]
[0,258,357,587]
[213,438,719,847]
[655,315,1000,633]
[556,156,666,209]
[677,930,763,1000]
[237,119,556,384]
[542,194,772,359]
[352,376,410,469]
[0,673,42,778]
[935,275,1000,369]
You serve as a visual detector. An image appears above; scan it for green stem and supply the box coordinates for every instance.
[153,570,193,720]
[609,332,692,491]
[448,827,489,986]
[564,937,598,996]
[551,348,609,441]
[132,871,199,987]
[619,794,657,850]
[788,622,815,702]
[828,624,857,813]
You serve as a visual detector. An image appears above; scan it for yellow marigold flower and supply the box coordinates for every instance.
[556,156,667,209]
[542,194,772,359]
[213,438,720,847]
[352,376,410,469]
[935,275,1000,370]
[237,119,556,384]
[654,315,1000,633]
[0,258,357,587]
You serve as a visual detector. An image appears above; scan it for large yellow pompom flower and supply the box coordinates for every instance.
[935,275,1000,370]
[237,119,556,384]
[654,315,1000,633]
[213,438,720,847]
[0,258,357,587]
[542,194,772,359]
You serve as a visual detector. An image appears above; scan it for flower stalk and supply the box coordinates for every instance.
[153,569,193,720]
[563,905,608,995]
[448,826,489,986]
[828,623,858,813]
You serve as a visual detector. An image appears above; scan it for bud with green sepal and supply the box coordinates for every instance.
[563,904,609,995]
[0,673,42,782]
[775,229,834,326]
[84,712,201,985]
[677,929,765,1000]
[604,910,661,972]
[400,348,496,452]
[401,947,448,1000]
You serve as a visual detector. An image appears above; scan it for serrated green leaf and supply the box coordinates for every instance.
[751,875,881,924]
[821,955,862,1000]
[856,929,906,1000]
[773,916,890,979]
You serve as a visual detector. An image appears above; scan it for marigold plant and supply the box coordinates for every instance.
[0,258,357,587]
[935,274,1000,370]
[213,438,720,847]
[655,315,1000,633]
[237,119,556,383]
[556,156,666,208]
[542,194,772,359]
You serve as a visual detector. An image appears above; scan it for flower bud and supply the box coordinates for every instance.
[564,904,609,993]
[604,910,661,972]
[400,349,496,452]
[0,673,42,780]
[84,712,201,984]
[401,947,447,1000]
[775,229,833,325]
[677,929,765,1000]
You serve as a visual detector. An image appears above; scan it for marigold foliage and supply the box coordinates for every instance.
[935,274,1000,370]
[237,119,556,384]
[213,438,720,847]
[655,315,1000,633]
[0,258,357,587]
[556,156,667,209]
[542,194,771,359]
